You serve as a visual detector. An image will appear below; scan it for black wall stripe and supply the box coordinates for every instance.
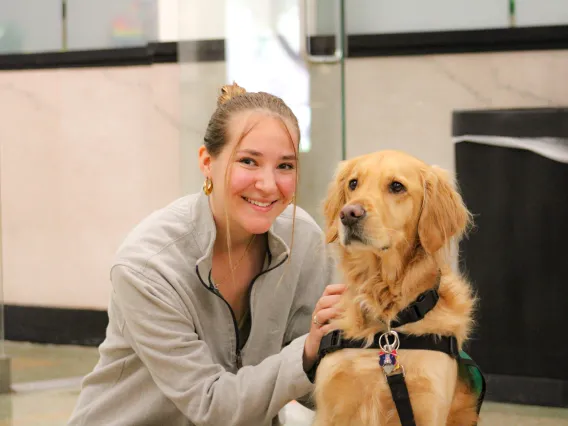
[0,39,223,70]
[346,24,568,57]
[0,25,567,70]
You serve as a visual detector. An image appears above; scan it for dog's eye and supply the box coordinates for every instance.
[389,181,406,194]
[348,179,358,190]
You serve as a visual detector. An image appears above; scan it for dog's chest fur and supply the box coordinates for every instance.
[314,347,458,425]
[313,269,476,425]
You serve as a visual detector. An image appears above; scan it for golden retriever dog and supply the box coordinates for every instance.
[313,150,479,426]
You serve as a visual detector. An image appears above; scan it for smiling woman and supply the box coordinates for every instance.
[66,82,345,426]
[197,83,303,327]
[199,91,300,247]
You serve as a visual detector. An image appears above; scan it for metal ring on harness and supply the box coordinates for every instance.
[379,330,400,352]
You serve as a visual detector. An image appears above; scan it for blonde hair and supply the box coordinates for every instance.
[205,82,300,282]
[204,81,300,156]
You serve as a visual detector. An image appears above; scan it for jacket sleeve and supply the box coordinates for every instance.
[282,235,338,409]
[111,264,313,426]
[283,235,336,346]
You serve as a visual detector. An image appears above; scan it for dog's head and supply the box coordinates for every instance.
[323,150,471,256]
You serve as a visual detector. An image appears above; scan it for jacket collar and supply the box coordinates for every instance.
[193,191,290,270]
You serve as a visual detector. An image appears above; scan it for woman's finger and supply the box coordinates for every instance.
[323,283,347,296]
[315,294,342,311]
[313,307,341,326]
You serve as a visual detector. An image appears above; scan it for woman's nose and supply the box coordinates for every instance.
[255,168,277,193]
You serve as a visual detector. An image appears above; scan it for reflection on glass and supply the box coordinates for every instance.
[66,0,158,50]
[515,0,568,27]
[0,0,63,54]
[343,0,510,34]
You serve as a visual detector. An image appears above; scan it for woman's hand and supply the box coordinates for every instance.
[302,283,347,372]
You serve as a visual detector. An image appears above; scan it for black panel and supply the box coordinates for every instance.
[454,108,568,407]
[453,108,568,138]
[5,304,108,347]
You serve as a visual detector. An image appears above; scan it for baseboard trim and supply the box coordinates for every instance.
[485,373,568,407]
[4,304,108,347]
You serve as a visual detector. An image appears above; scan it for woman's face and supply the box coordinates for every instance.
[200,111,299,237]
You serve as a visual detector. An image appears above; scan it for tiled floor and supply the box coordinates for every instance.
[1,341,568,425]
[282,401,568,426]
[5,341,100,384]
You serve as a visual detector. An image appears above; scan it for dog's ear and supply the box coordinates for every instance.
[323,160,351,243]
[418,166,472,254]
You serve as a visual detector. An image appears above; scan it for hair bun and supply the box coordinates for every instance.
[218,82,247,106]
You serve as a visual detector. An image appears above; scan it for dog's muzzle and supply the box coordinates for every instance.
[340,204,366,245]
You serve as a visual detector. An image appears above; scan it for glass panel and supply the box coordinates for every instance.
[178,0,345,227]
[0,0,62,54]
[0,135,8,396]
[0,162,4,357]
[66,0,158,50]
[515,0,568,27]
[343,0,510,34]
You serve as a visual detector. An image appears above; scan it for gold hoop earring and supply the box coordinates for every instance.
[203,177,213,196]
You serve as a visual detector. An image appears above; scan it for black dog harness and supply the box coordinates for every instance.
[308,284,486,426]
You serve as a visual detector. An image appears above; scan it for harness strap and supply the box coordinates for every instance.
[391,285,440,328]
[387,372,416,426]
[318,329,459,359]
[308,330,459,383]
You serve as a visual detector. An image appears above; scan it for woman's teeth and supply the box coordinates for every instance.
[244,197,274,207]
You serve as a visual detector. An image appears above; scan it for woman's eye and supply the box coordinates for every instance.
[389,181,406,194]
[348,179,358,190]
[239,158,256,166]
[278,163,295,170]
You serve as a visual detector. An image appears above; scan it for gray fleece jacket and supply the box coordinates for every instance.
[67,191,333,426]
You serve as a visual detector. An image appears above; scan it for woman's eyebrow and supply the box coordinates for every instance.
[237,149,297,161]
[237,149,262,156]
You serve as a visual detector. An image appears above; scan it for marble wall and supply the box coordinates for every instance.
[345,49,568,173]
[0,64,182,309]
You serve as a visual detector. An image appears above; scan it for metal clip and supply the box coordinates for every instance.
[379,329,400,353]
[378,329,404,377]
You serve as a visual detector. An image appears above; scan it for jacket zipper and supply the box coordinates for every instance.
[206,277,243,368]
[196,254,288,369]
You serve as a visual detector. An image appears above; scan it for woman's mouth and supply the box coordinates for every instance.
[242,197,278,211]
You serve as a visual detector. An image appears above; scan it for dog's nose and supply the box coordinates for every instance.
[340,204,366,226]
